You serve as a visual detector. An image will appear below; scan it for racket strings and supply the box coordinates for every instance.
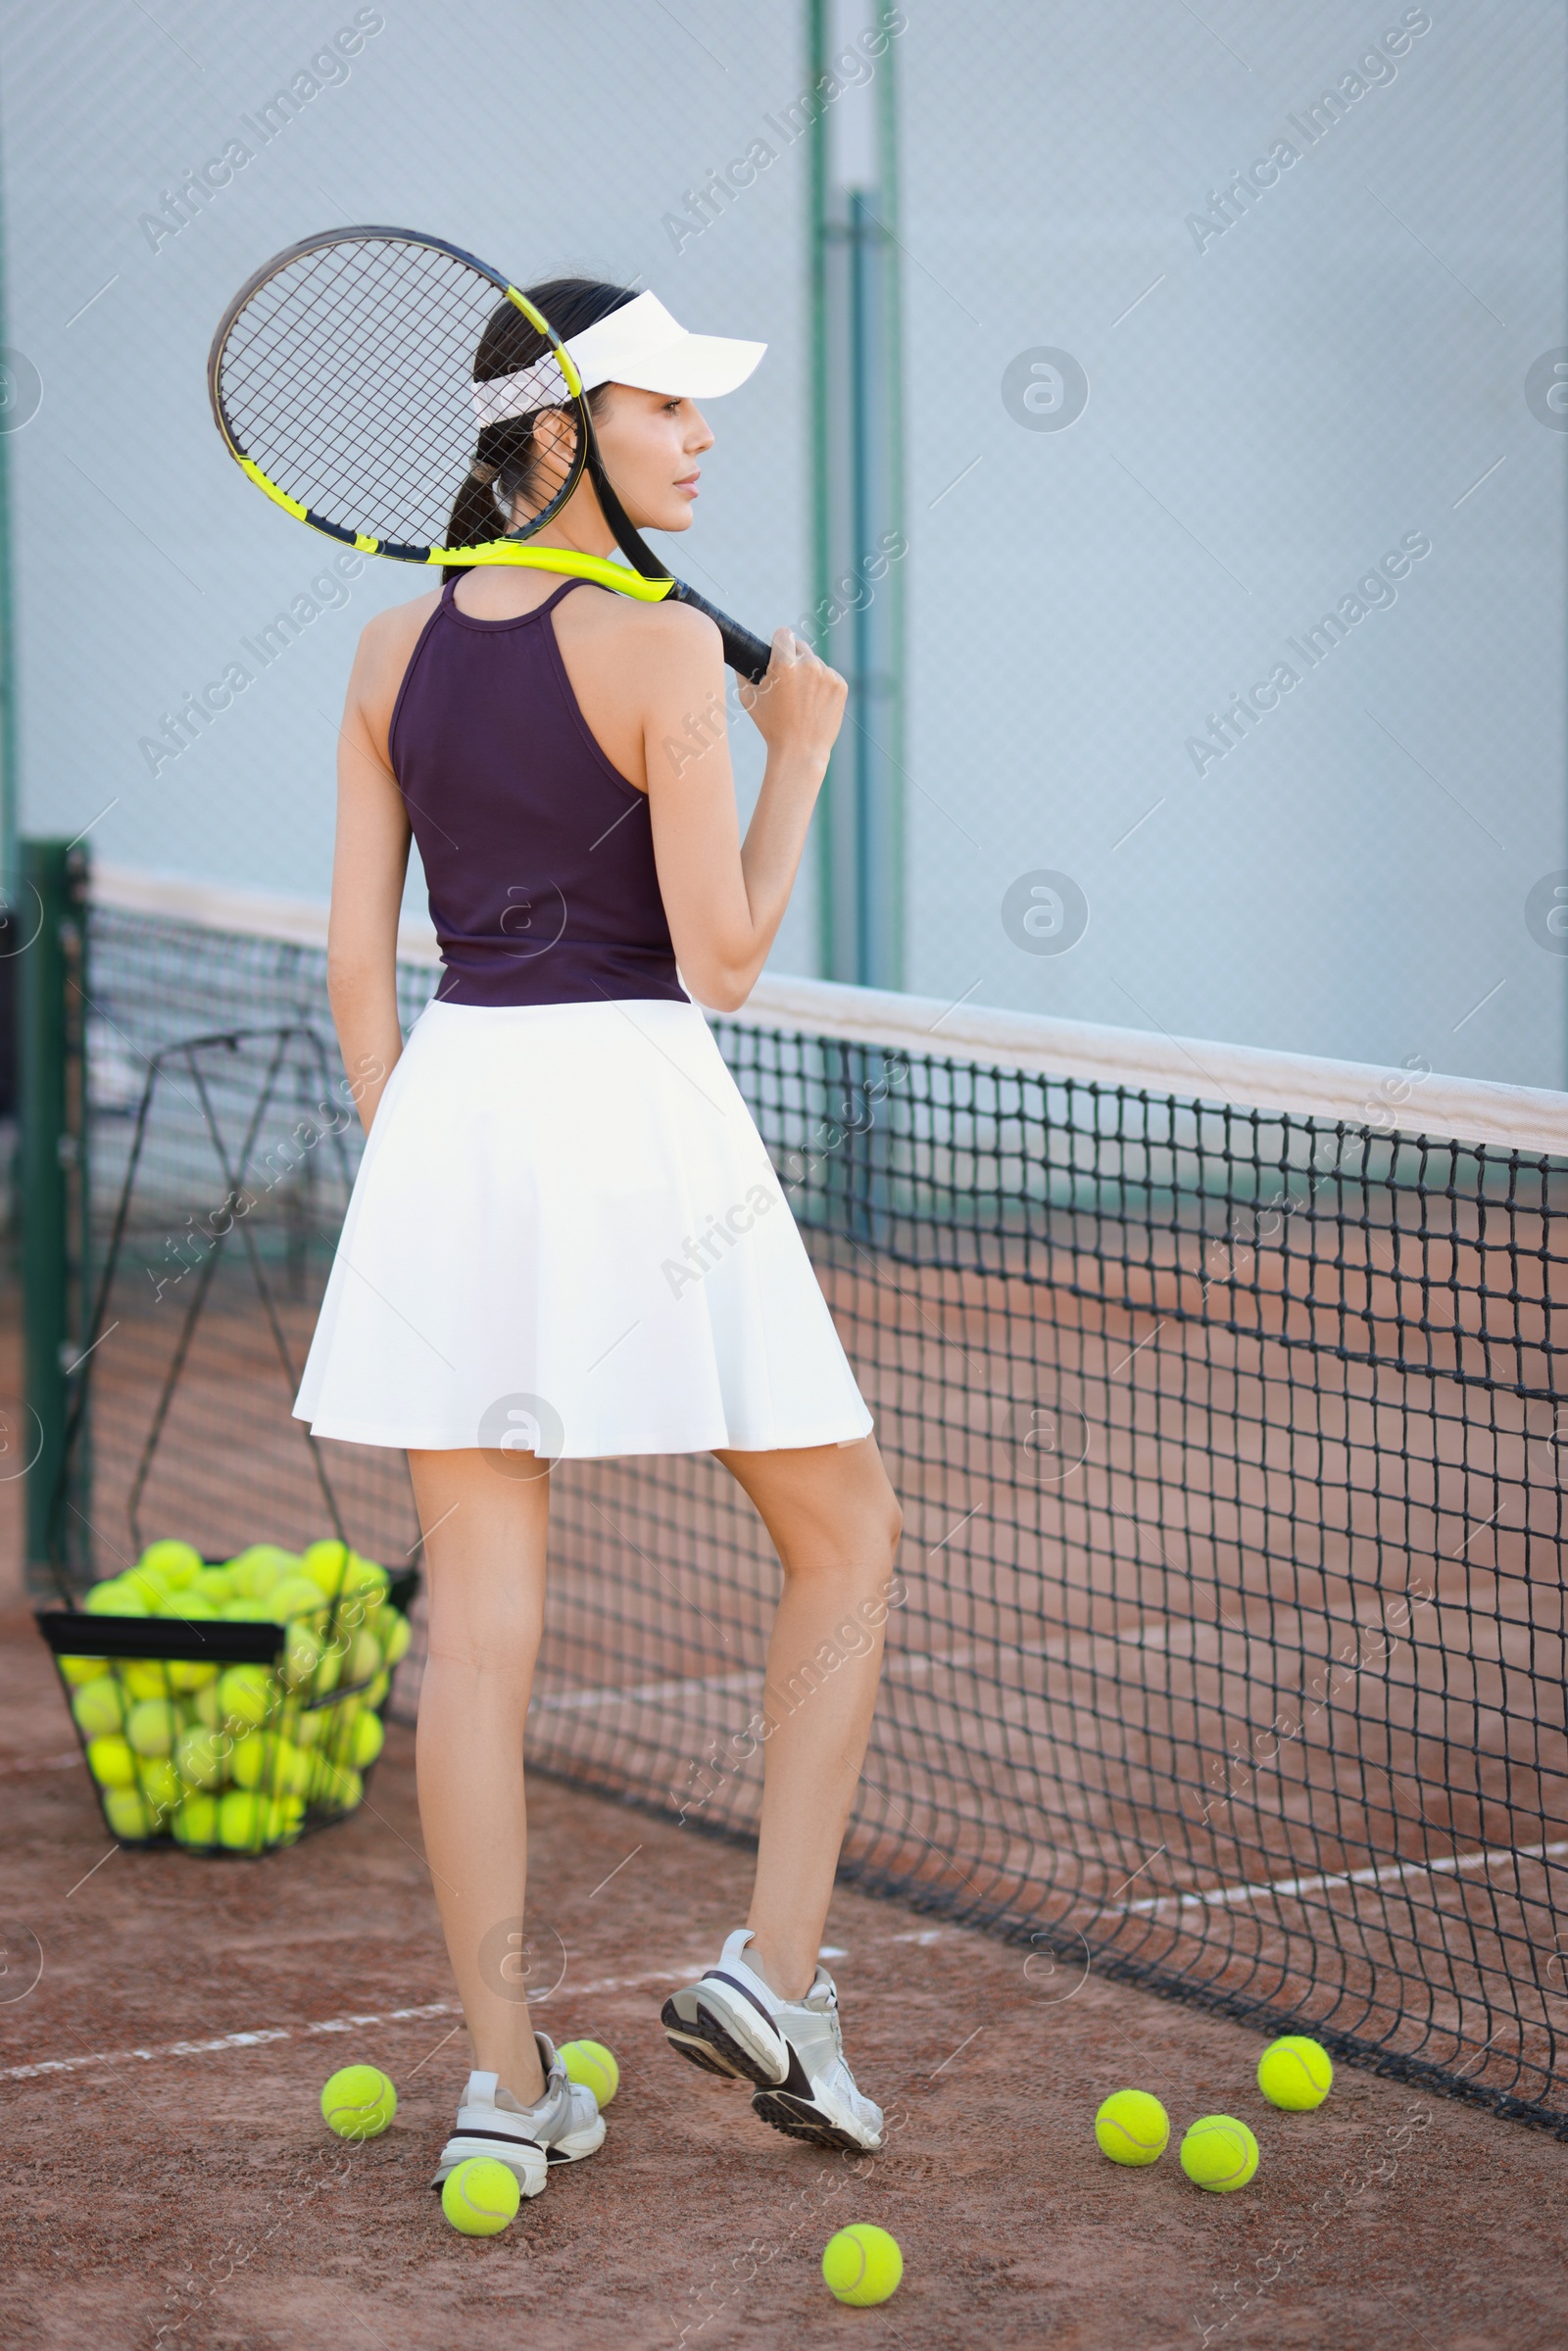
[233,245,487,536]
[215,236,583,551]
[235,243,479,442]
[479,405,580,539]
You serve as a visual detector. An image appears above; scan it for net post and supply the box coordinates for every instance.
[0,195,22,1200]
[20,837,91,1598]
[809,0,906,991]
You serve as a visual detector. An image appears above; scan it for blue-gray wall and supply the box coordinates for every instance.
[900,0,1567,1084]
[0,0,817,971]
[1,1,1562,1082]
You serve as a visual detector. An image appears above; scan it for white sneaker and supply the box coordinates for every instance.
[662,1928,883,2152]
[430,2034,605,2195]
[662,1928,792,2086]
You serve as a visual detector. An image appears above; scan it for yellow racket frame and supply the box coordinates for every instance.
[214,269,676,600]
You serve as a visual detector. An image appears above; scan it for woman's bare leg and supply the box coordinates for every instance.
[713,1436,903,1998]
[407,1447,550,2106]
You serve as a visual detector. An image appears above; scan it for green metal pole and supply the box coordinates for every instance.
[809,1,906,989]
[876,23,906,991]
[0,95,20,913]
[808,0,834,980]
[21,839,90,1596]
[0,89,24,1258]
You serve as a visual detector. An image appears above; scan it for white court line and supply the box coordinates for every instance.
[1124,1837,1568,1917]
[530,1586,1472,1722]
[532,1625,1186,1718]
[534,1668,759,1715]
[0,1966,694,2085]
[0,1752,82,1778]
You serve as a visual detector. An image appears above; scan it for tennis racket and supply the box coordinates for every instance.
[208,225,772,682]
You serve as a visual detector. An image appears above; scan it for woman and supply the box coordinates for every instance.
[293,278,903,2197]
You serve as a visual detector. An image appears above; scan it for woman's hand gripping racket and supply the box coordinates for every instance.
[207,225,772,682]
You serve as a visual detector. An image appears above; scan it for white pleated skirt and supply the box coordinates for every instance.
[292,998,872,1457]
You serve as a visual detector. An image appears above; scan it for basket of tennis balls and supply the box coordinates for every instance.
[35,1536,417,1856]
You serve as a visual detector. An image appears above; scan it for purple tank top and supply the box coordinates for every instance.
[387,576,686,1008]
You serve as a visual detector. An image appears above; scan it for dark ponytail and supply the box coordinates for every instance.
[444,276,638,566]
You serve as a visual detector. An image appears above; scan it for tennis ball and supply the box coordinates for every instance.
[228,1733,275,1791]
[221,1596,273,1623]
[236,1734,312,1798]
[559,2039,618,2106]
[139,1540,203,1590]
[822,2225,903,2307]
[441,2156,519,2235]
[125,1698,179,1757]
[379,1610,411,1666]
[340,1628,377,1686]
[175,1725,228,1789]
[349,1553,389,1600]
[302,1539,351,1593]
[138,1756,182,1813]
[84,1580,147,1617]
[217,1788,271,1850]
[185,1681,222,1729]
[280,1622,324,1690]
[72,1678,125,1738]
[86,1734,136,1788]
[366,1668,390,1707]
[318,1763,363,1811]
[307,1640,344,1698]
[122,1657,173,1702]
[193,1565,235,1604]
[268,1794,305,1842]
[103,1787,160,1840]
[330,1594,368,1640]
[304,1546,384,1611]
[172,1792,220,1844]
[1180,2115,1259,2192]
[274,1694,322,1747]
[1257,2034,1333,2111]
[59,1653,109,1687]
[158,1590,217,1621]
[225,1717,260,1767]
[351,1710,384,1770]
[321,2064,397,2140]
[232,1543,297,1597]
[271,1574,329,1625]
[168,1657,219,1695]
[1094,2088,1170,2166]
[219,1664,274,1731]
[327,1566,388,1630]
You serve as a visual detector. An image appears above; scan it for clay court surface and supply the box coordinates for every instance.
[3,1614,1565,2351]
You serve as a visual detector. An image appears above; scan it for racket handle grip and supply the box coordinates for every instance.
[666,581,772,684]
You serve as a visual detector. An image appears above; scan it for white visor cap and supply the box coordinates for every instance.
[470,291,765,430]
[566,290,765,398]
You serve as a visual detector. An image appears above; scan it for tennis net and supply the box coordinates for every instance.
[60,867,1568,2135]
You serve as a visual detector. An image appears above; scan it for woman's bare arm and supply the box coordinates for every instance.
[636,608,847,1011]
[326,600,430,1130]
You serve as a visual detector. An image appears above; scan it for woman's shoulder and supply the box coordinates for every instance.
[346,583,444,745]
[357,583,444,664]
[349,584,443,703]
[558,580,722,675]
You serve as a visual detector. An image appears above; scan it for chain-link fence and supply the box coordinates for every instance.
[1,2,1562,1078]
